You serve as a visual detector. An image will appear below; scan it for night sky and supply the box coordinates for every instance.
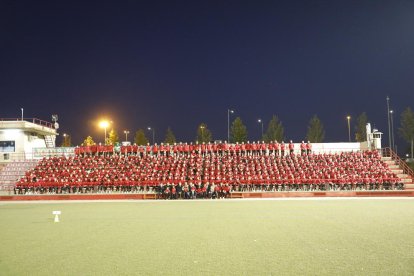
[1,1,414,148]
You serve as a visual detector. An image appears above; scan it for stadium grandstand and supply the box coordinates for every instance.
[0,118,413,199]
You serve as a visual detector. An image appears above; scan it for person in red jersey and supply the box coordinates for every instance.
[222,141,229,155]
[300,141,306,155]
[152,143,158,155]
[171,184,176,199]
[245,141,252,155]
[173,143,179,155]
[240,142,246,155]
[268,142,274,155]
[273,140,280,156]
[201,142,207,156]
[146,143,151,156]
[251,141,258,155]
[131,144,138,155]
[190,183,196,199]
[164,185,170,200]
[159,143,165,156]
[306,141,312,155]
[184,143,190,153]
[280,141,286,156]
[261,141,267,155]
[289,140,294,155]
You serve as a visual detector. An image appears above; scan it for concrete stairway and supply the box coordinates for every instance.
[0,160,39,191]
[382,157,414,190]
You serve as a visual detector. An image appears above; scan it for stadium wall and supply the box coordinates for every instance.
[1,191,413,201]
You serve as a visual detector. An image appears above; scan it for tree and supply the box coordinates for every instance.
[355,112,369,142]
[306,115,325,143]
[82,136,95,146]
[108,129,119,145]
[230,117,247,143]
[164,127,177,144]
[263,115,284,142]
[61,134,71,147]
[196,123,212,143]
[399,107,414,158]
[134,129,149,145]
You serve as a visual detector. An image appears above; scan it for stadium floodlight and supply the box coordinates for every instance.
[99,120,110,144]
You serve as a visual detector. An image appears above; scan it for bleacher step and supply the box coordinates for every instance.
[405,184,414,189]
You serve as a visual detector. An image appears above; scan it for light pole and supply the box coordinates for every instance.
[124,130,130,142]
[390,110,395,151]
[147,127,155,144]
[21,108,24,121]
[257,119,263,140]
[99,121,109,145]
[386,96,391,149]
[200,125,205,143]
[227,109,234,142]
[63,133,68,147]
[346,116,351,142]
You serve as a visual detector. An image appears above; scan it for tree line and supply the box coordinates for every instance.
[65,108,414,156]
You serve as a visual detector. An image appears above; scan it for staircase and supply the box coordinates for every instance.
[44,135,55,148]
[0,160,39,192]
[381,148,414,191]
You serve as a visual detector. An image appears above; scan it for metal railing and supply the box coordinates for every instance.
[381,147,414,181]
[0,118,54,128]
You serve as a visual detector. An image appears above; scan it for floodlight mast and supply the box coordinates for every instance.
[227,109,234,142]
[257,119,263,139]
[99,121,110,144]
[386,96,392,150]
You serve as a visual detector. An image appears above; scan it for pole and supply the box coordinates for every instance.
[147,127,154,144]
[386,96,391,149]
[227,109,230,142]
[347,116,351,142]
[258,119,263,140]
[21,108,23,121]
[390,110,395,151]
[104,127,107,145]
[261,121,263,139]
[124,130,129,142]
[411,139,413,159]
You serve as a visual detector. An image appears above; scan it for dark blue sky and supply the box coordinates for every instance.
[1,1,414,148]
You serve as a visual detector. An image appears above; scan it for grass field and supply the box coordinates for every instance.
[0,199,413,275]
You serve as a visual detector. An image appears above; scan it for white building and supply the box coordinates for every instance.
[0,118,58,162]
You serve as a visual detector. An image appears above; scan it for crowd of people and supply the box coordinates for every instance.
[14,141,404,197]
[75,140,312,157]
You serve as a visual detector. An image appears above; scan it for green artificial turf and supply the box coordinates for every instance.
[0,199,413,275]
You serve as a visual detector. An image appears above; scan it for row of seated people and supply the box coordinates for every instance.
[14,179,404,196]
[75,141,313,156]
[75,145,113,155]
[15,150,401,195]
